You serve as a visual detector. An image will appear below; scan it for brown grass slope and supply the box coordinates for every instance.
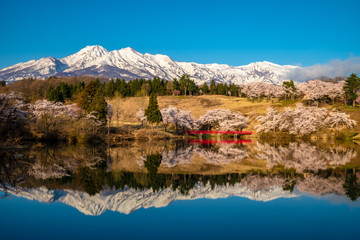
[108,95,360,138]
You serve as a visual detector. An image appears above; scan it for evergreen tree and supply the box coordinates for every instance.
[91,88,108,122]
[283,79,297,101]
[201,82,209,94]
[144,153,163,192]
[159,79,167,95]
[46,85,64,102]
[217,83,226,95]
[79,80,108,122]
[144,153,162,175]
[145,93,163,124]
[114,78,121,93]
[46,85,55,101]
[344,73,360,108]
[75,82,85,95]
[224,83,229,95]
[210,79,217,94]
[229,83,239,96]
[179,74,191,95]
[58,82,70,99]
[173,79,180,92]
[187,79,198,95]
[104,79,115,98]
[118,79,128,97]
[344,174,360,201]
[151,77,162,94]
[283,79,296,90]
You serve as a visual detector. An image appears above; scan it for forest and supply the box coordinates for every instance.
[1,73,360,143]
[1,74,359,105]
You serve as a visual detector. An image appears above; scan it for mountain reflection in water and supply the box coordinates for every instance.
[1,139,360,215]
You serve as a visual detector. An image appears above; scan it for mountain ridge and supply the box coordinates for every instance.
[0,45,300,85]
[0,182,298,216]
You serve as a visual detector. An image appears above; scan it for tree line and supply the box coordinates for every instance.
[1,73,360,107]
[101,74,241,98]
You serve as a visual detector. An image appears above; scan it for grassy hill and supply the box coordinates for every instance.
[108,95,360,138]
[109,95,273,124]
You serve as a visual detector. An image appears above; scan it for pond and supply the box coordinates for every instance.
[1,138,360,239]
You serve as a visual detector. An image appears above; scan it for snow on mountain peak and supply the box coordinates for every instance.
[82,45,108,51]
[0,45,302,84]
[1,181,298,216]
[119,47,139,54]
[62,45,109,69]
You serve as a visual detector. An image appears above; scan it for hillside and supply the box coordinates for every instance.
[109,95,272,125]
[109,95,360,135]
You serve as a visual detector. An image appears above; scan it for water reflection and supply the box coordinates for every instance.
[256,142,356,173]
[1,139,360,215]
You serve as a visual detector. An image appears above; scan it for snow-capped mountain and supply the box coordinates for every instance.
[1,180,298,216]
[0,45,300,85]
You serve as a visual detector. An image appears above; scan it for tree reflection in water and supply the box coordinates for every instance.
[0,139,360,205]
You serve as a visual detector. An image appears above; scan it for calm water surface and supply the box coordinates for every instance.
[1,139,359,239]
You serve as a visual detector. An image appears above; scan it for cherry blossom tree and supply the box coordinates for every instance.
[255,142,356,173]
[30,100,80,119]
[239,175,286,192]
[197,109,248,131]
[241,82,286,101]
[160,106,196,131]
[324,110,357,132]
[296,175,345,195]
[0,92,29,124]
[136,108,147,126]
[255,103,355,135]
[160,146,195,167]
[254,107,281,133]
[175,108,196,131]
[195,144,248,165]
[296,80,345,104]
[160,106,179,131]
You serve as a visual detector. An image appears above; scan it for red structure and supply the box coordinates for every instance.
[187,130,253,135]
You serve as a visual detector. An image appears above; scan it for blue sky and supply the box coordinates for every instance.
[0,0,359,69]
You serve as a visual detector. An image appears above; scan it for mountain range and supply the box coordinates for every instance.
[1,182,298,215]
[0,45,300,85]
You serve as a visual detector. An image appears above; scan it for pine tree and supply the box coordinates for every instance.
[118,79,128,97]
[187,79,198,95]
[79,80,108,122]
[145,93,163,124]
[179,74,191,96]
[90,88,107,122]
[217,83,226,95]
[283,79,296,101]
[202,82,209,94]
[46,85,64,102]
[229,83,238,96]
[344,73,360,108]
[210,79,217,94]
[46,85,55,101]
[173,79,180,92]
[104,79,115,98]
[151,77,161,94]
[58,82,69,99]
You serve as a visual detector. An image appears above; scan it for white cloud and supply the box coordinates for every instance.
[286,57,360,82]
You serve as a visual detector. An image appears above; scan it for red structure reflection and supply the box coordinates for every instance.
[189,139,252,144]
[187,130,253,135]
